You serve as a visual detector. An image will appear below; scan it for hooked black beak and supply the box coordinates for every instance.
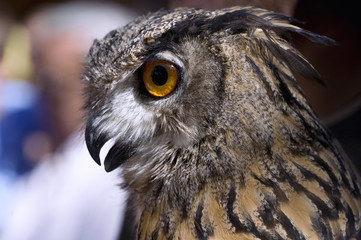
[85,119,108,166]
[85,116,136,172]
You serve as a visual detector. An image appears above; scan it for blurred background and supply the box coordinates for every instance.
[0,0,360,239]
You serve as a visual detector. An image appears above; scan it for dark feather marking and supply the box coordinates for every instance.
[258,198,276,228]
[308,128,352,196]
[357,227,361,240]
[269,64,313,117]
[309,153,340,186]
[259,196,287,240]
[275,163,340,220]
[162,214,170,234]
[268,67,322,154]
[287,175,339,219]
[226,181,276,240]
[249,221,277,240]
[272,66,294,105]
[345,203,355,239]
[245,55,275,102]
[311,149,356,199]
[276,210,306,240]
[151,225,159,240]
[268,155,293,183]
[253,175,288,202]
[310,216,333,240]
[137,211,146,240]
[154,180,164,199]
[351,174,361,197]
[310,130,352,191]
[169,149,181,169]
[159,211,176,240]
[226,181,248,232]
[338,167,352,192]
[194,200,208,240]
[274,65,310,108]
[292,161,343,211]
[226,182,256,233]
[269,160,339,236]
[272,66,313,115]
[205,226,214,238]
[180,198,189,219]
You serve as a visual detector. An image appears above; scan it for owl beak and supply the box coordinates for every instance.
[102,141,136,172]
[85,117,109,166]
[85,115,136,172]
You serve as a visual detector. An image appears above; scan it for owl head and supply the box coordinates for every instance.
[83,7,334,192]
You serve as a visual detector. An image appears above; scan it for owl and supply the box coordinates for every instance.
[83,7,361,240]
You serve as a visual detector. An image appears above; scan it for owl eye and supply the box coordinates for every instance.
[142,59,178,97]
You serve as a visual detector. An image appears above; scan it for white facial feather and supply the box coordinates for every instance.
[111,90,155,141]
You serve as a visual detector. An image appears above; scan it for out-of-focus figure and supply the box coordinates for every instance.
[0,5,50,232]
[1,2,137,240]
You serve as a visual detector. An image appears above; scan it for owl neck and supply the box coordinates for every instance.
[131,138,353,240]
[126,117,336,235]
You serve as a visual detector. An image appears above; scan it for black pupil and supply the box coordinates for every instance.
[151,65,168,86]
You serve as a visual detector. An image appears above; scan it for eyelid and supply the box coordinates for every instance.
[154,51,184,70]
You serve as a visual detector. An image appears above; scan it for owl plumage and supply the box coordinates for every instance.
[83,7,361,240]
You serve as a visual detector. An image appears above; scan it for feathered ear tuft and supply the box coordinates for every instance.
[253,25,335,86]
[153,7,335,86]
[220,8,337,86]
[251,31,328,86]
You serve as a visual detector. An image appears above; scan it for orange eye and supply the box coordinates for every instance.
[142,59,178,97]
